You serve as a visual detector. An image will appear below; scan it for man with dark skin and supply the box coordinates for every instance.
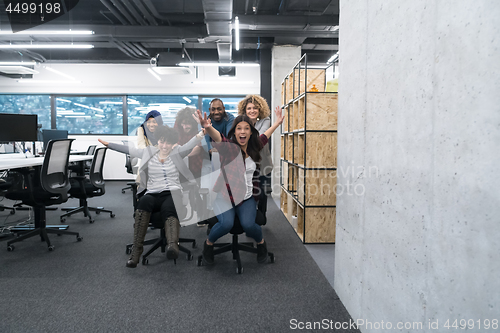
[204,98,234,153]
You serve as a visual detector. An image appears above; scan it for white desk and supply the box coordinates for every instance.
[0,155,92,171]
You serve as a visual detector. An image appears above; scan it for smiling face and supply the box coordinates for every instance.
[157,138,174,157]
[210,100,225,122]
[234,121,252,148]
[245,102,259,123]
[146,117,158,133]
[180,120,192,133]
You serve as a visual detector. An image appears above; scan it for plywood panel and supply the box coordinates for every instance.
[297,205,304,241]
[305,132,338,168]
[298,96,305,130]
[280,188,287,215]
[304,207,336,243]
[292,68,326,95]
[287,134,293,163]
[298,169,337,206]
[282,161,289,190]
[297,133,304,166]
[280,135,284,159]
[286,193,297,223]
[305,93,338,131]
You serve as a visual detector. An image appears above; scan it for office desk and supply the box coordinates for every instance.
[0,155,92,171]
[1,155,92,250]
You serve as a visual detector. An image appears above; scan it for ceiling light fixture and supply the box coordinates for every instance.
[17,79,81,84]
[0,61,37,66]
[178,62,259,67]
[147,68,161,81]
[0,65,38,74]
[327,52,339,64]
[0,30,94,35]
[0,44,94,49]
[235,16,240,51]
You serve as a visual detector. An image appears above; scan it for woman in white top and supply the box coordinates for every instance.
[98,125,205,268]
[237,95,273,214]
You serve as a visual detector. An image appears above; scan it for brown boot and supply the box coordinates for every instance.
[126,209,151,268]
[165,216,180,260]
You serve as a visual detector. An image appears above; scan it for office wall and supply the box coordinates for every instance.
[334,1,500,332]
[0,63,260,179]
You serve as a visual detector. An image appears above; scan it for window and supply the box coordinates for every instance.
[202,96,242,119]
[127,95,198,135]
[0,94,51,130]
[55,96,124,134]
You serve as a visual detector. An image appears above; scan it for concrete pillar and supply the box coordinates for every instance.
[270,45,301,200]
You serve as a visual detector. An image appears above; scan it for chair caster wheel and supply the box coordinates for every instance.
[89,219,94,224]
[7,245,14,252]
[48,245,55,251]
[122,190,126,194]
[187,254,193,261]
[237,267,243,274]
[60,218,66,223]
[110,214,115,218]
[142,258,148,265]
[77,236,83,242]
[10,210,15,215]
[95,210,100,214]
[197,256,203,266]
[269,254,275,263]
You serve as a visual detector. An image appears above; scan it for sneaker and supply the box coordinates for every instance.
[202,240,214,265]
[197,221,208,227]
[257,240,268,263]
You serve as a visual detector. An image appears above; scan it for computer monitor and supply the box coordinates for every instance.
[42,129,68,152]
[0,113,38,142]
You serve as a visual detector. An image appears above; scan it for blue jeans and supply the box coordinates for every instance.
[208,194,262,243]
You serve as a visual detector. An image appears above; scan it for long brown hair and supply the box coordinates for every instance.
[227,115,263,163]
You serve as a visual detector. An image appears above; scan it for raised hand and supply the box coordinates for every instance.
[196,109,212,128]
[274,106,285,124]
[98,138,109,147]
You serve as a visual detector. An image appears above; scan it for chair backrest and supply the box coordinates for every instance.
[86,145,97,156]
[89,147,107,190]
[124,154,133,174]
[40,139,74,199]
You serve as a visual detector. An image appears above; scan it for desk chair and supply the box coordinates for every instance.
[121,153,137,193]
[60,148,115,223]
[126,184,208,265]
[69,145,96,174]
[0,174,16,215]
[197,185,275,274]
[5,139,82,251]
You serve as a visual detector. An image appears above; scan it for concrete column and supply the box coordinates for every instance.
[270,45,301,200]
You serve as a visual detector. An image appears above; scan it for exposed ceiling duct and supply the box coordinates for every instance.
[202,0,233,63]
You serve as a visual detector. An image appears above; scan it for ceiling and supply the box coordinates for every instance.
[0,0,339,66]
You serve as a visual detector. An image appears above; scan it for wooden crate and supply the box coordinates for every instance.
[287,134,293,162]
[285,74,294,103]
[291,68,326,96]
[292,99,299,131]
[298,169,337,206]
[286,192,297,223]
[302,93,338,131]
[303,207,336,243]
[280,188,288,215]
[296,133,304,166]
[304,132,337,168]
[283,105,289,132]
[296,205,304,241]
[282,161,289,191]
[298,97,305,130]
[280,135,285,159]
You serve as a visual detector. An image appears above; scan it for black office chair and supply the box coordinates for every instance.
[125,183,208,265]
[121,153,137,194]
[69,144,97,174]
[0,173,16,215]
[197,185,275,274]
[5,139,82,251]
[60,147,115,223]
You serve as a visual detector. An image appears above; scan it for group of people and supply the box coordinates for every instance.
[98,95,284,268]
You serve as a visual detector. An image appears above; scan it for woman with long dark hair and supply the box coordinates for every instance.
[137,110,163,148]
[196,107,284,265]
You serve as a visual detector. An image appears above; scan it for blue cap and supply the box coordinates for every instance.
[145,110,163,125]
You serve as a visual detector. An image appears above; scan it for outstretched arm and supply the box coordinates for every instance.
[263,106,285,139]
[196,109,222,143]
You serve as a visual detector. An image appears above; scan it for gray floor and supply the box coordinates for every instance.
[272,197,336,289]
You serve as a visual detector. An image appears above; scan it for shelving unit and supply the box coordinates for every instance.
[280,54,338,243]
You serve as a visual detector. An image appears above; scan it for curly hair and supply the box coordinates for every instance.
[237,95,271,120]
[154,125,179,144]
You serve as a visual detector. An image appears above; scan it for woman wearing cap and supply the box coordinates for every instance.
[137,110,163,148]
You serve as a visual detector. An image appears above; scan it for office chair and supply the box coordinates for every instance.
[60,147,115,224]
[0,173,16,215]
[197,184,275,274]
[5,139,82,251]
[121,153,137,194]
[68,145,96,175]
[125,183,209,265]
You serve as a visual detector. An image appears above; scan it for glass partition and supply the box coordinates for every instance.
[127,95,198,135]
[55,96,124,134]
